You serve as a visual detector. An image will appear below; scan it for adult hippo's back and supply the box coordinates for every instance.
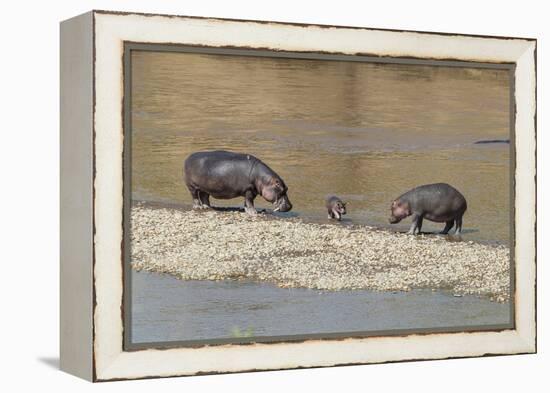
[184,150,292,215]
[389,183,467,235]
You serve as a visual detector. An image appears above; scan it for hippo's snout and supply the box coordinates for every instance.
[389,216,400,224]
[279,201,292,212]
[274,195,292,212]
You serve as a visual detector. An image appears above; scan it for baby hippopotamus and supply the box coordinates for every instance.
[184,150,292,215]
[326,196,347,221]
[389,183,467,235]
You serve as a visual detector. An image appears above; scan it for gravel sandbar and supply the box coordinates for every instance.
[131,203,510,302]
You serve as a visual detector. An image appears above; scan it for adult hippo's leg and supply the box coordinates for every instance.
[198,191,211,209]
[440,220,454,234]
[244,190,257,215]
[187,185,202,209]
[416,216,423,234]
[454,216,463,235]
[407,214,422,235]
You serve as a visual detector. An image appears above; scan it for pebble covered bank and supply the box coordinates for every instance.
[131,203,510,302]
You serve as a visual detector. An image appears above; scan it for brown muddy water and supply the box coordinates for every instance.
[131,51,511,244]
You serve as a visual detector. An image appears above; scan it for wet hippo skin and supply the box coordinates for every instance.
[184,150,292,215]
[326,195,347,221]
[389,183,467,235]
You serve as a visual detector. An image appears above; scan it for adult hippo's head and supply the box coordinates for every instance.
[248,157,292,213]
[261,176,292,212]
[389,199,410,224]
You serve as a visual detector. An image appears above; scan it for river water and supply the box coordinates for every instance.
[131,50,511,243]
[131,271,511,345]
[128,50,512,345]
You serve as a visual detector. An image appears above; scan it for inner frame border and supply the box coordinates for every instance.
[122,42,517,351]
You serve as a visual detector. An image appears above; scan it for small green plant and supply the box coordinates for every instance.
[230,326,255,338]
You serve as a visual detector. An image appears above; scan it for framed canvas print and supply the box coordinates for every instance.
[60,10,537,381]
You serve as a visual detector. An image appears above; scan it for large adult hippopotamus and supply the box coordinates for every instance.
[389,183,467,235]
[184,150,292,215]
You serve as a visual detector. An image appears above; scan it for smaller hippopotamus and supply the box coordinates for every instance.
[326,196,347,221]
[389,183,467,235]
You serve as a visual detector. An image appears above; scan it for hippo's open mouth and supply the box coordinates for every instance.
[272,197,280,212]
[273,202,287,212]
[272,195,292,212]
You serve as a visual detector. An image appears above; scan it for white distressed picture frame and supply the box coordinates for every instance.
[60,10,536,381]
